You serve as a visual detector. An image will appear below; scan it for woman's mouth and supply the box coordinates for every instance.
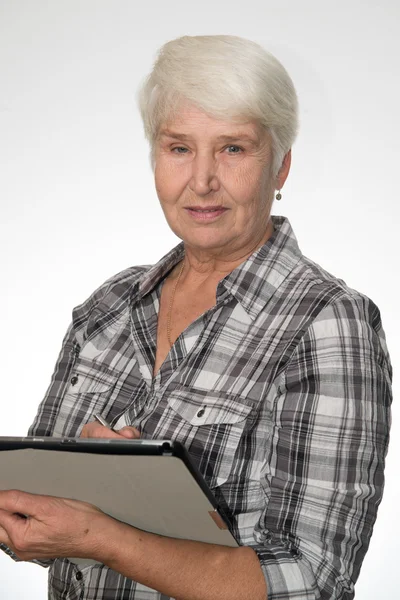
[185,206,228,222]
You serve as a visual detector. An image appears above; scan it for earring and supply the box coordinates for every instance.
[275,190,282,201]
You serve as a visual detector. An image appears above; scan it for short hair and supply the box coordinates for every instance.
[138,35,298,176]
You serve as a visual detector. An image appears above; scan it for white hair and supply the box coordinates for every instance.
[138,35,298,176]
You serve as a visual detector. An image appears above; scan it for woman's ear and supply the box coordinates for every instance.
[276,150,292,190]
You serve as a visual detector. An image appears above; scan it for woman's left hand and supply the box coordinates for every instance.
[0,490,111,561]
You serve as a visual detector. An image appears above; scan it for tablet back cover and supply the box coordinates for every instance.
[0,444,238,562]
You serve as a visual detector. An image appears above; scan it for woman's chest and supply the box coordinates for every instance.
[154,284,216,375]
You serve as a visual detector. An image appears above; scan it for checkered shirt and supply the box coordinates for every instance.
[3,216,392,600]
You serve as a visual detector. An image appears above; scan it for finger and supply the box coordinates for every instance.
[0,507,29,553]
[0,509,13,543]
[118,426,141,439]
[81,422,123,440]
[0,520,11,547]
[0,508,24,530]
[0,490,41,517]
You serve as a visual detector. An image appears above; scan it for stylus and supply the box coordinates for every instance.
[94,413,117,432]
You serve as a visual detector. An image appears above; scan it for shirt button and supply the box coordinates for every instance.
[70,376,78,386]
[196,408,206,418]
[75,571,83,581]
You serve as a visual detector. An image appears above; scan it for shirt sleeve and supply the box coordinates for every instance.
[27,267,140,437]
[27,322,79,437]
[251,293,392,600]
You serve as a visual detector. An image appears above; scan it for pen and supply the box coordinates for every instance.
[94,413,117,432]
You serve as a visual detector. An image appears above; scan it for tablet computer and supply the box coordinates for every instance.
[0,437,238,559]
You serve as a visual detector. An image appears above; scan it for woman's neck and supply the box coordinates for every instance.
[179,219,274,285]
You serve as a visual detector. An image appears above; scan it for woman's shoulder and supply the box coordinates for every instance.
[71,264,151,330]
[97,264,151,293]
[293,253,386,343]
[295,252,371,304]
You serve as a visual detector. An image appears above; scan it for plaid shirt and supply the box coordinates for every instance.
[8,216,392,599]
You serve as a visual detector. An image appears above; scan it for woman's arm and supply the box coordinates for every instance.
[249,293,392,599]
[0,490,267,600]
[97,516,267,600]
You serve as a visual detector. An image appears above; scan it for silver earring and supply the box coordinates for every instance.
[275,190,282,201]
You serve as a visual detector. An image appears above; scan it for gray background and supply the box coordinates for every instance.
[0,1,398,597]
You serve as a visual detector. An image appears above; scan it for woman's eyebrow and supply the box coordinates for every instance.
[158,131,259,144]
[158,130,190,140]
[215,134,259,145]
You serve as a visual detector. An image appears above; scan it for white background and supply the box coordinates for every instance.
[0,1,398,597]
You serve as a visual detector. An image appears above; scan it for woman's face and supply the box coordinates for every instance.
[154,104,290,258]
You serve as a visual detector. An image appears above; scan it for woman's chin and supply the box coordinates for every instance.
[179,231,235,253]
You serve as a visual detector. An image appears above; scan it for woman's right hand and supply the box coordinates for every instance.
[80,421,141,440]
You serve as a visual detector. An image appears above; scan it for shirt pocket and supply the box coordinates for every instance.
[67,361,119,395]
[54,363,120,437]
[55,353,144,438]
[166,385,255,489]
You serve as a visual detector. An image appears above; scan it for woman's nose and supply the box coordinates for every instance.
[189,153,220,196]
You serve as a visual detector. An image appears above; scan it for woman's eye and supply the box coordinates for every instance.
[226,145,242,154]
[172,146,189,154]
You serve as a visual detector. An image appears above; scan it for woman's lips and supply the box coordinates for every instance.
[185,206,228,222]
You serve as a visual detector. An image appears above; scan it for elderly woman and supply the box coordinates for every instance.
[0,35,392,600]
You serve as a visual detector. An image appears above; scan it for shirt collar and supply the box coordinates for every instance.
[134,216,302,320]
[136,243,185,300]
[220,216,302,320]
